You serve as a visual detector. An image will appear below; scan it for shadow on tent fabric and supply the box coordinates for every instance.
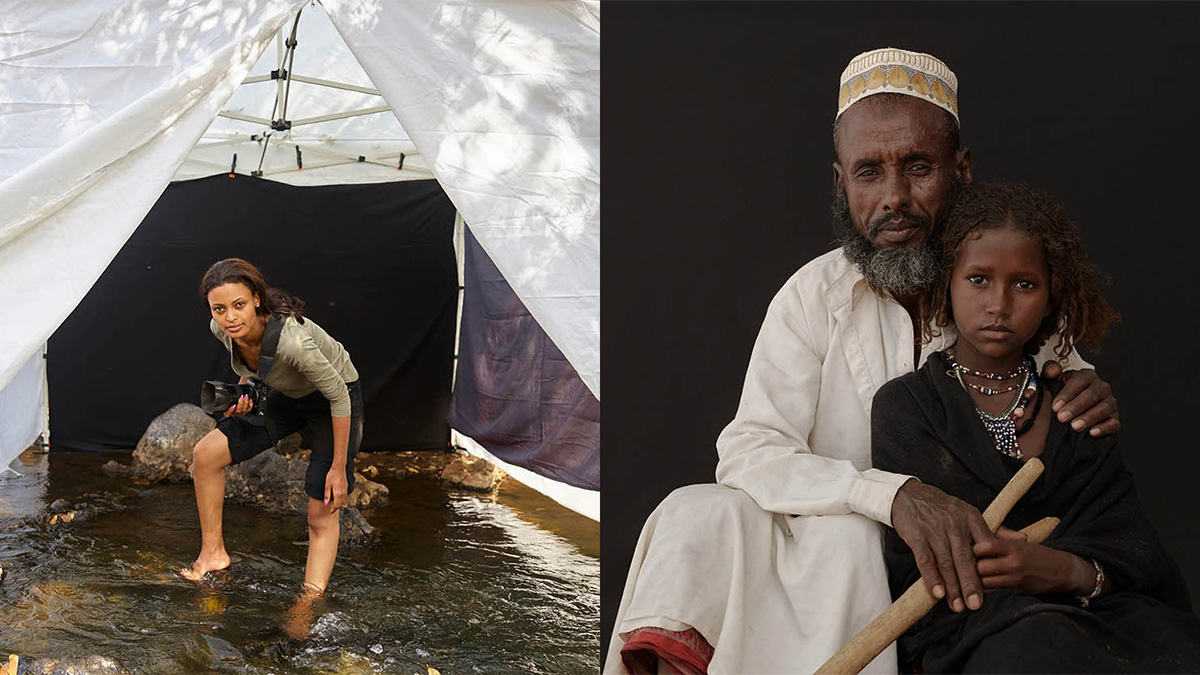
[448,225,600,490]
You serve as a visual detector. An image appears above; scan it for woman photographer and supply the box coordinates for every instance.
[182,258,364,607]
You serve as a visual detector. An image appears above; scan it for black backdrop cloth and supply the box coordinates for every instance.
[48,175,458,453]
[872,352,1200,673]
[448,226,600,490]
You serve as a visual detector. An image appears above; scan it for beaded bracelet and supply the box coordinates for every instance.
[1077,558,1105,608]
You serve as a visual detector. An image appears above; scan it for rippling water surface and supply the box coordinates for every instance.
[0,449,599,674]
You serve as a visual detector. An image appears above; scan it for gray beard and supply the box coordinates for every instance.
[831,182,959,296]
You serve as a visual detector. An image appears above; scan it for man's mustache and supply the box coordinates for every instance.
[867,213,932,239]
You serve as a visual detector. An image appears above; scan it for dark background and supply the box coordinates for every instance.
[49,176,458,453]
[603,1,1200,659]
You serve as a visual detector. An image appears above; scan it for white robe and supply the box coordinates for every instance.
[606,248,1087,674]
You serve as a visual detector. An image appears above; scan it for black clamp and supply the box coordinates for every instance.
[229,153,237,177]
[296,146,303,170]
[270,69,289,81]
[271,119,292,131]
[397,153,406,171]
[357,155,366,162]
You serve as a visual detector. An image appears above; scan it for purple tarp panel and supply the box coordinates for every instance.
[448,226,600,490]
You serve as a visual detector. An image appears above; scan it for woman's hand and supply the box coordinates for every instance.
[974,527,1094,596]
[223,394,254,417]
[323,467,348,509]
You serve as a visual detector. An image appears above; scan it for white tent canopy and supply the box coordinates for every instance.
[176,5,435,185]
[0,1,600,510]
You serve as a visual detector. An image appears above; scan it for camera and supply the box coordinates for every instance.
[201,377,270,422]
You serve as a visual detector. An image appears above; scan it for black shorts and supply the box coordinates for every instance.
[216,380,364,501]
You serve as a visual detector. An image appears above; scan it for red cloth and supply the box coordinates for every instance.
[619,626,714,675]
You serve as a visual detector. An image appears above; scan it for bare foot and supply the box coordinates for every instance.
[179,550,231,581]
[282,584,325,640]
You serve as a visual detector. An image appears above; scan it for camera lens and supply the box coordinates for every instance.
[201,381,238,414]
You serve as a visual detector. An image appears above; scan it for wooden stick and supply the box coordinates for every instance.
[979,458,1045,531]
[815,458,1051,675]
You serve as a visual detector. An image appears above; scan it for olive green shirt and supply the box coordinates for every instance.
[209,315,360,417]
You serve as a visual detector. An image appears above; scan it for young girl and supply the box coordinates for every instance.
[183,258,364,608]
[871,183,1200,672]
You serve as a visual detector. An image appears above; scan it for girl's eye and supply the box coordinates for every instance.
[235,301,244,308]
[967,274,986,285]
[1015,280,1035,290]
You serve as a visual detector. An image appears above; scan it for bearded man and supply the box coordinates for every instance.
[605,48,1119,674]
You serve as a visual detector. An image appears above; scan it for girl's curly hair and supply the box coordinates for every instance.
[920,182,1118,359]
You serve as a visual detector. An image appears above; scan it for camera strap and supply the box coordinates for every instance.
[255,314,285,382]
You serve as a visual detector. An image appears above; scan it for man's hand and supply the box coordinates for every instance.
[324,467,348,509]
[974,527,1094,596]
[1031,363,1119,437]
[891,479,993,613]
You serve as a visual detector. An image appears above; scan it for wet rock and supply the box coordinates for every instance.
[361,465,378,478]
[328,650,375,673]
[224,450,309,515]
[274,432,305,457]
[46,511,76,526]
[345,473,388,510]
[43,493,125,528]
[440,452,502,492]
[130,403,215,483]
[241,630,305,662]
[221,450,389,518]
[200,634,244,669]
[100,460,131,477]
[339,507,376,545]
[10,654,130,675]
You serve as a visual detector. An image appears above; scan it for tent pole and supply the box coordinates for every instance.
[274,25,285,122]
[451,213,466,391]
[289,106,391,127]
[244,72,382,96]
[276,10,303,129]
[41,342,49,448]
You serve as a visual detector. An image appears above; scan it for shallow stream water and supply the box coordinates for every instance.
[0,449,599,674]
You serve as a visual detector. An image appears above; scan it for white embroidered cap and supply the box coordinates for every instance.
[836,47,959,125]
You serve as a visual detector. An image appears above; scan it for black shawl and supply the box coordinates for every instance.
[871,351,1200,673]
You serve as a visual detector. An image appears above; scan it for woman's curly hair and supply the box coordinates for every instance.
[199,258,307,324]
[920,182,1118,358]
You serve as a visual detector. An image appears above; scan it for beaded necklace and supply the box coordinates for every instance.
[949,356,1026,395]
[957,379,1026,396]
[951,361,1026,381]
[946,350,1039,459]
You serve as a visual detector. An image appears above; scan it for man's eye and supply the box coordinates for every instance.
[908,163,930,173]
[856,168,879,178]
